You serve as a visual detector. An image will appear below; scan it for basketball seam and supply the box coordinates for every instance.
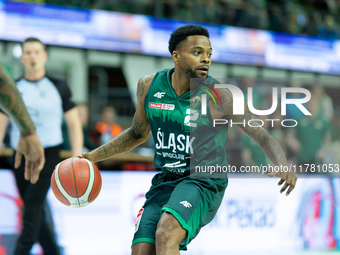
[71,157,80,207]
[81,158,95,204]
[90,165,96,201]
[89,187,101,202]
[56,164,74,199]
[54,163,72,206]
[89,169,101,202]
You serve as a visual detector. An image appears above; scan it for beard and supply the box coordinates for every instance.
[180,64,207,78]
[185,67,198,78]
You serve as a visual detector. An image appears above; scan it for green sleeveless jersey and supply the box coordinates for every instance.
[145,68,228,176]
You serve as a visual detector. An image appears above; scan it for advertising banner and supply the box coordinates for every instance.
[0,170,339,254]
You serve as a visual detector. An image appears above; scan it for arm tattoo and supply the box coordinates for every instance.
[0,65,36,135]
[263,135,287,166]
[90,75,151,162]
[94,121,151,161]
[129,129,142,140]
[216,92,233,118]
[240,114,287,166]
[221,85,288,166]
[137,76,148,101]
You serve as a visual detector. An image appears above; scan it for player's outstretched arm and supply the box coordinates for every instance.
[214,89,297,196]
[0,113,9,149]
[82,74,154,163]
[0,64,45,184]
[0,64,36,135]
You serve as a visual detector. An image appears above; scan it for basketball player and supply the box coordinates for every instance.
[82,25,297,255]
[0,64,44,184]
[0,38,83,255]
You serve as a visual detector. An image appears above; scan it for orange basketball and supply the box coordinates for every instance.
[51,157,102,208]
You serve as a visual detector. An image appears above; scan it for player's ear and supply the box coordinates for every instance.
[172,50,179,65]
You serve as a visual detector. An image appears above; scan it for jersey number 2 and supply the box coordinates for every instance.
[184,109,198,127]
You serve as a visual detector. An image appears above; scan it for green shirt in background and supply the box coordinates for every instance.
[296,116,330,163]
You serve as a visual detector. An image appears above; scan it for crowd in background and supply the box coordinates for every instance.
[15,0,340,39]
[227,77,340,174]
[3,0,340,172]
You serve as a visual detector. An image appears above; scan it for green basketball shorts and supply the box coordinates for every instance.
[132,172,228,250]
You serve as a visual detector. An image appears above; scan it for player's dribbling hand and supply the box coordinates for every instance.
[79,152,89,161]
[79,152,97,164]
[267,170,297,196]
[16,132,45,184]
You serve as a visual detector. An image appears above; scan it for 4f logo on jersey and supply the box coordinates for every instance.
[180,201,192,208]
[154,92,165,98]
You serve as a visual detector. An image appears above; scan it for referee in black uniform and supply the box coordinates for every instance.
[0,38,83,255]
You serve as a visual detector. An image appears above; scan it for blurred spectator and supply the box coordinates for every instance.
[317,15,339,39]
[95,106,123,145]
[92,0,120,12]
[217,1,236,26]
[77,103,98,150]
[268,5,286,33]
[62,103,97,152]
[234,0,252,28]
[310,85,334,123]
[301,12,322,36]
[163,0,177,18]
[287,13,300,34]
[19,0,45,2]
[285,82,307,121]
[284,128,301,165]
[322,115,340,173]
[241,116,269,167]
[120,0,134,13]
[257,8,269,30]
[240,76,262,110]
[205,0,217,24]
[24,0,340,39]
[176,0,194,21]
[294,93,332,169]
